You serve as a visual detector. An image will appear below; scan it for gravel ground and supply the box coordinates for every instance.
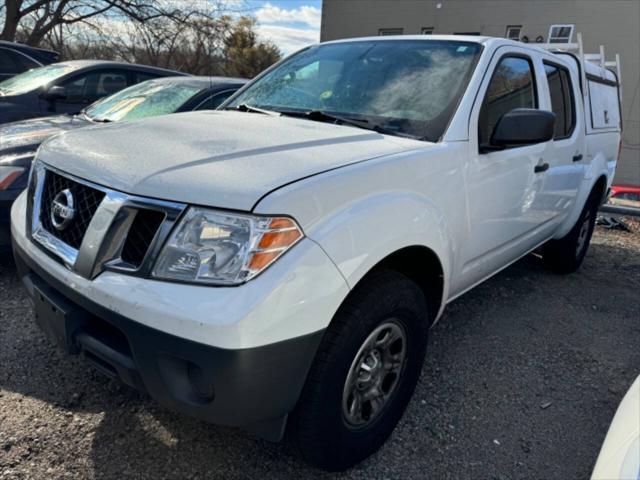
[1,220,639,480]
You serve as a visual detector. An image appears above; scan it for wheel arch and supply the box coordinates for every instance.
[591,174,608,205]
[344,245,445,327]
[554,170,610,240]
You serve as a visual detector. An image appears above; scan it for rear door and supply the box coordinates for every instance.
[537,58,584,220]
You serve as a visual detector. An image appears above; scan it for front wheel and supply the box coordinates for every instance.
[288,271,429,471]
[542,192,599,273]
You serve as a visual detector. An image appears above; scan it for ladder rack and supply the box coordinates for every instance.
[534,33,622,97]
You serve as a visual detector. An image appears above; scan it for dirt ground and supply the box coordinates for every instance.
[1,219,639,479]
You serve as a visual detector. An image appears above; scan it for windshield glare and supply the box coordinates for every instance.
[85,80,204,122]
[229,40,482,141]
[0,64,80,96]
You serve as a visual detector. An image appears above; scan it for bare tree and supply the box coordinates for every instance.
[0,1,244,46]
[1,1,282,78]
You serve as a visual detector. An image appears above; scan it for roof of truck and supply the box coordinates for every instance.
[323,34,492,45]
[321,35,618,83]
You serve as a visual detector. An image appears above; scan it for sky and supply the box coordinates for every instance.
[246,0,322,54]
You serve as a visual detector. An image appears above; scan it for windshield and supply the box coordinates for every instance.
[0,64,80,96]
[228,40,482,141]
[84,80,205,122]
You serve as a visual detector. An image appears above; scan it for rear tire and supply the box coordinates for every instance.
[542,190,599,273]
[288,271,429,471]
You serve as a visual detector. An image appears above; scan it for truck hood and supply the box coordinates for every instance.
[37,110,425,210]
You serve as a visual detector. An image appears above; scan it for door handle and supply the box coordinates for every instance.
[572,154,583,162]
[534,162,549,173]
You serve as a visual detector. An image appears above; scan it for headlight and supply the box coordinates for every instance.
[152,207,303,285]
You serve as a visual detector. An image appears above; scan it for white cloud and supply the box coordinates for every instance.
[255,3,321,29]
[256,24,319,53]
[254,2,320,54]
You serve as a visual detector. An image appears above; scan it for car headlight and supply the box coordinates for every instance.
[152,207,303,285]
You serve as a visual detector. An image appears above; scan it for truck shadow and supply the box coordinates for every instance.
[1,236,639,479]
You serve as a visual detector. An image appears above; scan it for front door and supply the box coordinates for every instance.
[455,50,555,293]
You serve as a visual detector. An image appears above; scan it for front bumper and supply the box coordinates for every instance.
[14,242,324,439]
[11,190,350,440]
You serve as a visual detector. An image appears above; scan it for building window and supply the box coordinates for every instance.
[548,24,574,43]
[421,27,434,34]
[506,25,521,41]
[379,28,403,36]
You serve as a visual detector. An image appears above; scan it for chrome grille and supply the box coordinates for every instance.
[40,170,105,249]
[29,162,185,279]
[120,209,166,268]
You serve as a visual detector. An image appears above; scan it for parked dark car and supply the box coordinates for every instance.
[0,41,59,80]
[0,60,187,125]
[0,75,246,250]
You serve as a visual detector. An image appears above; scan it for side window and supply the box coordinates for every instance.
[135,72,160,83]
[195,90,237,110]
[60,70,128,104]
[0,48,39,74]
[478,56,537,149]
[544,62,576,139]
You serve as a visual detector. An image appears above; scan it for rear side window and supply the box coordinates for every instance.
[0,48,39,74]
[195,90,237,110]
[478,56,537,149]
[544,62,575,139]
[135,72,160,83]
[61,70,128,103]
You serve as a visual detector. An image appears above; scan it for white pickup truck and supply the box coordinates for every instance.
[10,35,621,470]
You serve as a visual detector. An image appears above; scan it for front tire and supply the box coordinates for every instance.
[288,271,429,471]
[542,190,599,273]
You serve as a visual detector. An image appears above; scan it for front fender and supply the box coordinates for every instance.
[306,190,451,294]
[254,144,466,321]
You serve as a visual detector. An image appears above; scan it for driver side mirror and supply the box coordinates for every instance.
[490,108,555,148]
[41,85,67,102]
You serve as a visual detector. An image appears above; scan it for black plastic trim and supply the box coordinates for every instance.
[585,72,619,88]
[13,239,325,441]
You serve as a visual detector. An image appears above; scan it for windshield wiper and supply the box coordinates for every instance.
[91,117,113,123]
[78,110,92,121]
[225,103,280,116]
[278,110,424,140]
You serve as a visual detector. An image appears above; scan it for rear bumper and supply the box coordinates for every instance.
[13,242,324,440]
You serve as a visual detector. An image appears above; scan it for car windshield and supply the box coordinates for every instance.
[227,40,482,141]
[0,63,80,96]
[84,80,205,122]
